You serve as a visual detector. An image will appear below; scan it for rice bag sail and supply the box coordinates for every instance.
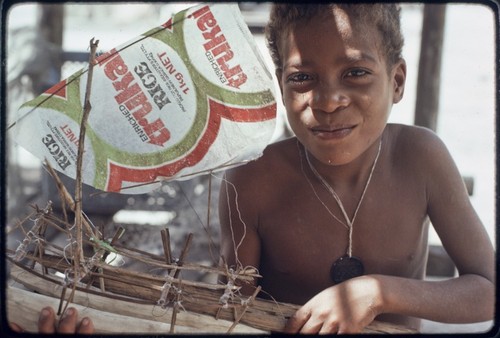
[12,3,277,194]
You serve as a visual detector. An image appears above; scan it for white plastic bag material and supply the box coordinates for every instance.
[12,3,277,194]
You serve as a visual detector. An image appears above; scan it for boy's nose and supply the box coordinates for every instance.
[310,84,350,113]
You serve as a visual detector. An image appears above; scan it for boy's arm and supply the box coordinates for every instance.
[218,170,261,294]
[381,129,495,321]
[286,129,494,333]
[287,270,493,333]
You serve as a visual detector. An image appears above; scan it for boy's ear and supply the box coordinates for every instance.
[392,59,406,104]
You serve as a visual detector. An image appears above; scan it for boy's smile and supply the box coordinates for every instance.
[277,8,406,169]
[310,123,356,140]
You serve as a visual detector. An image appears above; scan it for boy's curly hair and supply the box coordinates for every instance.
[265,3,404,72]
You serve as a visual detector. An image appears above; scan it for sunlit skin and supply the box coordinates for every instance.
[219,7,494,334]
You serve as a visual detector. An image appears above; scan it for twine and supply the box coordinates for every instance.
[302,140,382,257]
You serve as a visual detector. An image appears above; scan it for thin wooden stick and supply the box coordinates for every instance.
[175,233,193,277]
[170,301,178,333]
[86,227,125,292]
[205,173,218,264]
[99,227,124,292]
[12,202,52,263]
[30,213,49,274]
[28,205,52,273]
[57,286,67,315]
[44,160,98,239]
[206,173,212,230]
[57,38,99,317]
[158,233,193,308]
[74,37,99,266]
[169,279,184,334]
[60,286,77,319]
[161,228,172,265]
[227,286,261,333]
[105,227,124,258]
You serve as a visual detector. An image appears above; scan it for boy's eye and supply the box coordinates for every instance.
[345,69,369,78]
[287,73,313,83]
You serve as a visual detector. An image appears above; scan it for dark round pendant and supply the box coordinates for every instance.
[330,255,364,284]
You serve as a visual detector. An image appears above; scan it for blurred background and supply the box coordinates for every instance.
[4,2,495,333]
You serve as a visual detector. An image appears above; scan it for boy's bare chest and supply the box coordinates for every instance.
[256,176,429,302]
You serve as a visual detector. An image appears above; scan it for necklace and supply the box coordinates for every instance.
[304,140,382,284]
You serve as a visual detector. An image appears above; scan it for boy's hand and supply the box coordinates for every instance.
[285,276,382,334]
[10,306,94,334]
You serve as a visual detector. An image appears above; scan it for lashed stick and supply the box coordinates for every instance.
[227,285,262,333]
[160,228,172,265]
[74,37,99,266]
[43,161,98,239]
[59,37,99,318]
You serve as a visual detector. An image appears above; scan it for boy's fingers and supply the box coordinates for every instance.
[9,322,24,332]
[57,307,79,333]
[77,317,95,334]
[284,309,310,333]
[38,307,56,333]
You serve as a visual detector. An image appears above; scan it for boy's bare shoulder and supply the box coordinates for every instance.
[224,137,298,186]
[387,123,440,143]
[386,123,448,162]
[385,123,459,192]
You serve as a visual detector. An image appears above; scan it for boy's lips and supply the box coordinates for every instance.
[310,124,356,139]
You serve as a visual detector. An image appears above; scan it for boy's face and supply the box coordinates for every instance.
[276,8,406,166]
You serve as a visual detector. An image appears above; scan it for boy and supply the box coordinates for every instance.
[219,3,494,334]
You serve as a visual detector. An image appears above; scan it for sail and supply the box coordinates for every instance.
[12,3,277,194]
